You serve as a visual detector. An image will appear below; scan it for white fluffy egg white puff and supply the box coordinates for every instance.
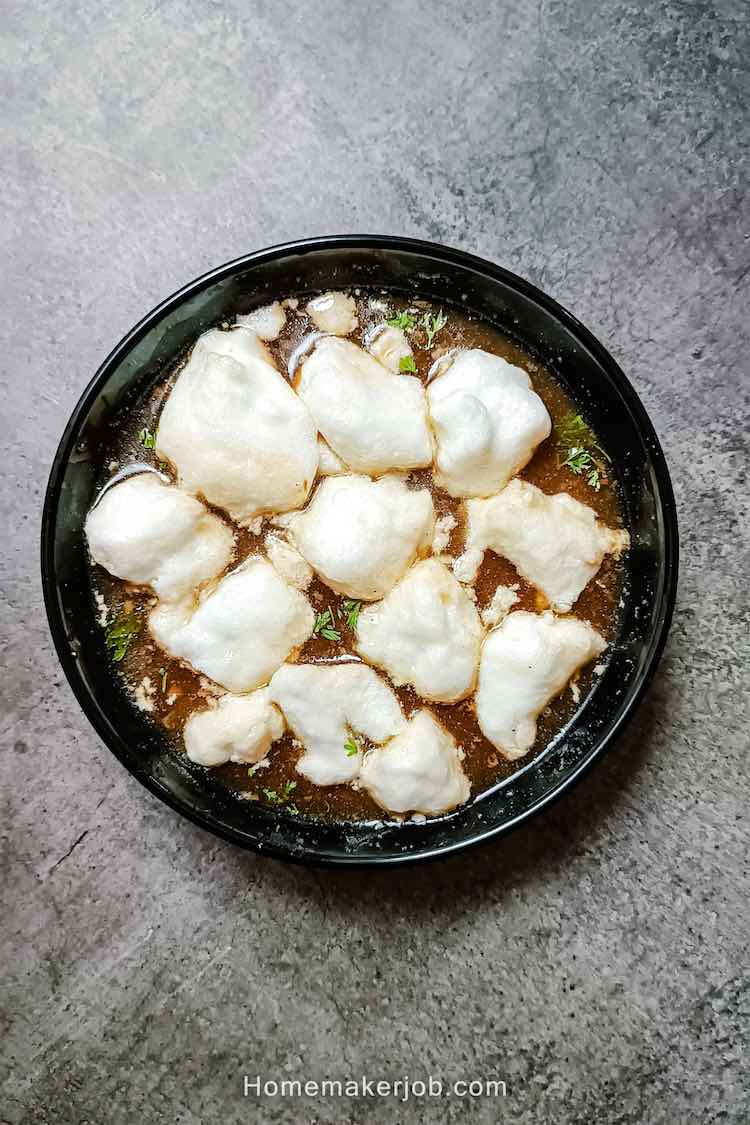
[455,478,630,612]
[305,291,359,336]
[148,557,315,694]
[184,689,285,767]
[268,662,406,786]
[85,473,234,603]
[476,611,606,760]
[355,558,483,703]
[359,710,470,816]
[281,474,435,601]
[296,337,432,476]
[366,324,413,372]
[155,324,319,525]
[235,302,287,341]
[427,349,551,497]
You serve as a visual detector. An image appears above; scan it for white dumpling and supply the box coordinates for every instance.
[268,663,405,785]
[458,478,630,612]
[155,326,318,524]
[264,532,313,590]
[285,474,435,600]
[317,437,348,476]
[356,559,482,702]
[305,291,358,335]
[149,557,314,693]
[367,325,413,372]
[476,610,606,760]
[85,473,234,602]
[480,583,520,628]
[431,512,457,556]
[184,689,285,767]
[297,337,432,474]
[426,349,551,497]
[235,302,286,340]
[359,710,470,815]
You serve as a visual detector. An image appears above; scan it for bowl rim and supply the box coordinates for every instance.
[41,234,679,867]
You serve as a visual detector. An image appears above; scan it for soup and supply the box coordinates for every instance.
[86,290,628,823]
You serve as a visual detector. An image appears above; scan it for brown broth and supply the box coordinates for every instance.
[89,292,627,824]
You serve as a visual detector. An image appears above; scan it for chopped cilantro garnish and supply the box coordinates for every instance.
[386,311,416,331]
[561,446,592,474]
[341,598,362,631]
[554,412,588,448]
[420,309,448,347]
[313,608,341,642]
[104,611,140,662]
[138,427,156,449]
[554,412,610,491]
[261,779,299,813]
[344,735,360,758]
[399,354,417,373]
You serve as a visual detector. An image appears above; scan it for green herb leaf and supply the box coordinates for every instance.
[139,427,156,449]
[341,598,362,631]
[262,780,299,813]
[554,412,589,449]
[399,354,417,373]
[313,609,341,642]
[421,309,448,347]
[554,412,609,459]
[344,735,360,758]
[104,611,140,662]
[562,445,592,474]
[313,609,330,632]
[554,412,609,490]
[386,311,416,331]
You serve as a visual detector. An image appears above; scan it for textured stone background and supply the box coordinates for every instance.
[1,1,748,1122]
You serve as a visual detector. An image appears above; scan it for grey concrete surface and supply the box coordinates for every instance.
[1,1,748,1122]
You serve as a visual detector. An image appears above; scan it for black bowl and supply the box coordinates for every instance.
[41,236,678,867]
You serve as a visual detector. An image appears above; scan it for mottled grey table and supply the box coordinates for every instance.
[2,2,748,1122]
